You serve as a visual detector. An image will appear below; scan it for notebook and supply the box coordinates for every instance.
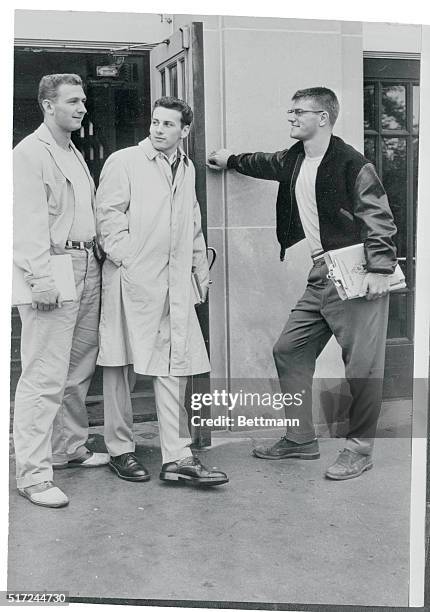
[191,270,205,305]
[12,254,77,306]
[324,243,406,300]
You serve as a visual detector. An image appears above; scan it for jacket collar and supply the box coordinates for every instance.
[34,123,95,193]
[289,134,341,162]
[35,123,81,154]
[138,137,189,166]
[35,122,59,146]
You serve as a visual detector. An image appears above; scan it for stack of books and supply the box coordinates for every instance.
[324,243,406,300]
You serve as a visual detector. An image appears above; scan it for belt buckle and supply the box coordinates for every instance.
[312,252,325,263]
[65,239,94,250]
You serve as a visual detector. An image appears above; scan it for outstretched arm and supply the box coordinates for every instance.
[207,148,287,181]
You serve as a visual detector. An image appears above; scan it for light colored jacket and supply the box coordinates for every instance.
[13,123,95,292]
[96,138,210,376]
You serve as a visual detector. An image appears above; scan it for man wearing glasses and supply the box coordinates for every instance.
[207,87,397,480]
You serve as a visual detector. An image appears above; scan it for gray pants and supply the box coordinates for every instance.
[14,250,100,488]
[273,260,389,455]
[103,366,193,465]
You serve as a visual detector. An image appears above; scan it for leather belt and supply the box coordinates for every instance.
[311,251,326,263]
[65,238,95,250]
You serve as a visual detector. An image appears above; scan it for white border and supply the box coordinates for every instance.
[410,23,430,608]
[2,3,430,611]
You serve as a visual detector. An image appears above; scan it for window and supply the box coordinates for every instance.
[364,58,419,341]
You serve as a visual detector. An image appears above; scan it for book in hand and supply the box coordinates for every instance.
[324,243,406,301]
[191,269,205,305]
[12,254,77,306]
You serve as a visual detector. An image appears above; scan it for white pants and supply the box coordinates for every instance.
[13,250,101,489]
[103,366,193,464]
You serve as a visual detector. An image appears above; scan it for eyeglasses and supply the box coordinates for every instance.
[287,109,325,117]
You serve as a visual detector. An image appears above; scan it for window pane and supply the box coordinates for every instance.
[364,136,376,164]
[382,85,406,130]
[161,70,166,96]
[364,83,376,129]
[170,64,178,98]
[382,137,407,257]
[413,136,419,238]
[413,85,420,134]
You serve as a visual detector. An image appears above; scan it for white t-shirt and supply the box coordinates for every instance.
[294,153,325,256]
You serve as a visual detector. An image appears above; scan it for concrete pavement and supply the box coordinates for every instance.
[8,420,412,608]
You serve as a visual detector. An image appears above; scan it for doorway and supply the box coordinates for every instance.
[13,48,151,180]
[363,56,419,398]
[11,27,210,444]
[11,47,152,415]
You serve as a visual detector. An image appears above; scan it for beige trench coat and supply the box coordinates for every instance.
[96,138,210,376]
[13,123,96,293]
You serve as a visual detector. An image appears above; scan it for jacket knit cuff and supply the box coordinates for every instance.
[227,155,238,169]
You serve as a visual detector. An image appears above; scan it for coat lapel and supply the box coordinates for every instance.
[35,123,73,182]
[35,123,96,208]
[139,137,190,193]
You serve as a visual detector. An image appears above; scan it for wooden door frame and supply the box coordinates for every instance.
[151,23,212,447]
[186,23,212,447]
[364,55,420,398]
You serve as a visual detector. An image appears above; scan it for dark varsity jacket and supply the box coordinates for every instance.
[227,135,397,274]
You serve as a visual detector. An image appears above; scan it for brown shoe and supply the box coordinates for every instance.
[325,449,373,480]
[252,436,320,460]
[160,456,228,486]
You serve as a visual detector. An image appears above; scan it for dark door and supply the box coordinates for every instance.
[11,48,151,411]
[363,57,419,398]
[13,48,151,171]
[12,35,212,444]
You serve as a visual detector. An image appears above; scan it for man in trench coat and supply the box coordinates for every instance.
[96,96,228,486]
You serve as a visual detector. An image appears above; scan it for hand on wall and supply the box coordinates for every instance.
[207,149,233,170]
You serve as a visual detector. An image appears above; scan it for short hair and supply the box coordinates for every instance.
[152,96,193,126]
[38,74,84,112]
[292,87,340,126]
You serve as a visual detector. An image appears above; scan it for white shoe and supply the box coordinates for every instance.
[18,481,69,508]
[325,449,373,480]
[54,451,110,469]
[75,451,110,467]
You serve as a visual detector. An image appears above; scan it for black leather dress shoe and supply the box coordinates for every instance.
[160,456,228,486]
[109,453,150,482]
